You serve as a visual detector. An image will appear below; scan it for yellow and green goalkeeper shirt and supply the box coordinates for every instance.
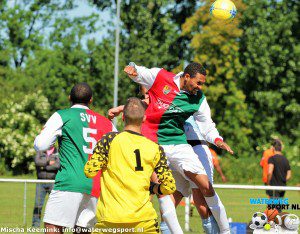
[84,130,176,223]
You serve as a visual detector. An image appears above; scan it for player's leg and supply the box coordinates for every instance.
[184,172,229,234]
[192,188,220,234]
[173,168,219,234]
[43,190,88,234]
[166,144,229,234]
[75,194,98,234]
[32,183,46,227]
[151,172,183,234]
[191,145,220,233]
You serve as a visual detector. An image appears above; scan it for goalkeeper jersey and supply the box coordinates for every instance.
[34,105,115,197]
[84,130,176,223]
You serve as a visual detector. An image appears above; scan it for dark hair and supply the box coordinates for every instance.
[70,83,92,104]
[183,62,206,78]
[123,97,145,125]
[272,139,282,151]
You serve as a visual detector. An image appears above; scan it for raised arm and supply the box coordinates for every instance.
[108,105,124,120]
[124,62,161,90]
[150,146,176,195]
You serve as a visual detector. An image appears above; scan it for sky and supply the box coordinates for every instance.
[66,0,113,42]
[7,0,113,43]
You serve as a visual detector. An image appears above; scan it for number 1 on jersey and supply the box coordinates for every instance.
[134,149,144,171]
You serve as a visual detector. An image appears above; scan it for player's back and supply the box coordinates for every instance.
[55,107,114,196]
[98,130,160,223]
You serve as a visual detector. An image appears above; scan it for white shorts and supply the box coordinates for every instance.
[43,190,97,228]
[162,144,207,197]
[193,144,214,184]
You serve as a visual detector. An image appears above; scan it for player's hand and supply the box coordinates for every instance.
[215,140,234,155]
[221,175,227,182]
[107,105,124,120]
[124,65,138,79]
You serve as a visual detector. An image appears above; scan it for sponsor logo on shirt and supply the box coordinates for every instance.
[156,98,183,113]
[163,85,171,95]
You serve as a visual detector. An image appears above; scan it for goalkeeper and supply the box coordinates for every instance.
[84,97,176,234]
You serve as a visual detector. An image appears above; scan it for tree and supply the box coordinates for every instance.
[0,92,51,174]
[182,0,252,156]
[239,0,300,156]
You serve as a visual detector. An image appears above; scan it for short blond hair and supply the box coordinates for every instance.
[123,97,146,126]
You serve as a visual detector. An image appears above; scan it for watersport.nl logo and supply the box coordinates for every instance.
[249,198,300,210]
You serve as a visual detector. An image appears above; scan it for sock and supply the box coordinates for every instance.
[202,215,220,234]
[159,196,183,234]
[160,221,171,234]
[204,193,230,234]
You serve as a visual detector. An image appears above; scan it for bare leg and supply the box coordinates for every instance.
[184,171,229,234]
[192,188,211,219]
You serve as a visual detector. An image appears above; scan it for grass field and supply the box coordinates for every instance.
[0,179,299,234]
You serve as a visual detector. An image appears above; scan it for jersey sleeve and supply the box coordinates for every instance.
[131,63,162,90]
[154,146,176,195]
[34,112,63,151]
[268,156,274,165]
[193,98,223,145]
[84,132,118,178]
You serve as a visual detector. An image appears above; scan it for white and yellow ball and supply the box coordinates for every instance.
[210,0,237,20]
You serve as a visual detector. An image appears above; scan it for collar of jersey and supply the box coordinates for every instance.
[124,130,143,136]
[71,104,90,109]
[174,71,183,91]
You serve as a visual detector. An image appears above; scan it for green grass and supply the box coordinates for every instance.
[0,180,299,234]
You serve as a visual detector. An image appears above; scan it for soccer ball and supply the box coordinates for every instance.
[283,214,300,230]
[210,0,237,20]
[250,212,268,229]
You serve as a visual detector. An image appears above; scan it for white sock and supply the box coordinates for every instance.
[204,193,230,234]
[159,196,183,234]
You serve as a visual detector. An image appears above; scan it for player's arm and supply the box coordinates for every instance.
[193,98,234,154]
[214,163,227,182]
[107,98,149,120]
[84,133,116,178]
[286,170,291,181]
[124,62,161,90]
[151,146,176,195]
[34,152,48,167]
[108,105,124,120]
[267,160,274,185]
[286,160,291,181]
[34,112,63,151]
[46,155,60,171]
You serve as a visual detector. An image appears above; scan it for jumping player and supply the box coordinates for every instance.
[124,62,233,234]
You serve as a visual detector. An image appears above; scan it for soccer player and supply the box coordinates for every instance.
[124,62,233,234]
[260,141,275,185]
[108,88,183,234]
[34,83,116,234]
[84,97,176,234]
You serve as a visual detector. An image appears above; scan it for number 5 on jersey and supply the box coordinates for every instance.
[83,127,97,154]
